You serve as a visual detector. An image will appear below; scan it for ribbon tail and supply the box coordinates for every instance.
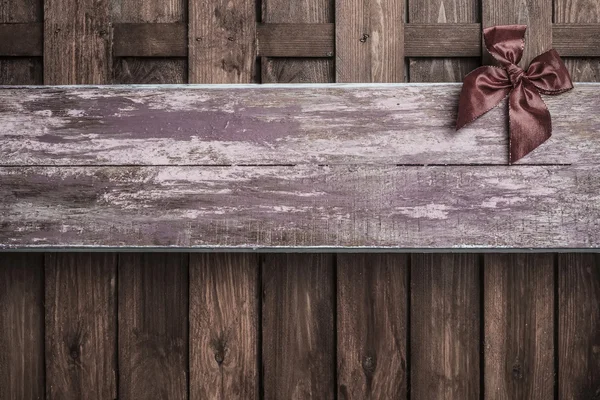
[456,66,512,130]
[509,79,552,163]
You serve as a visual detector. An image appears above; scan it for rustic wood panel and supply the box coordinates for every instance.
[112,0,186,84]
[189,253,259,399]
[404,24,481,57]
[411,254,480,399]
[553,24,600,58]
[558,253,600,400]
[0,23,42,56]
[337,254,408,399]
[2,84,599,166]
[482,0,552,67]
[262,254,335,399]
[409,0,479,82]
[45,253,116,400]
[0,0,42,85]
[188,0,255,83]
[113,23,187,57]
[257,23,334,57]
[335,0,403,82]
[118,253,188,400]
[0,253,45,400]
[44,0,111,84]
[261,0,333,83]
[555,0,600,81]
[484,254,555,399]
[2,165,599,249]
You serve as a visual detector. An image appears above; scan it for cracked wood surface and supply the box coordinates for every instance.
[1,84,599,166]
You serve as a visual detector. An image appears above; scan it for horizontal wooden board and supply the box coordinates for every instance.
[1,165,599,249]
[2,23,598,57]
[257,23,334,57]
[1,84,599,166]
[113,23,187,57]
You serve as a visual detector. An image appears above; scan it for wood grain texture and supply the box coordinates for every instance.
[555,0,600,81]
[335,0,403,82]
[2,84,599,166]
[118,253,188,400]
[411,254,480,399]
[409,0,479,83]
[189,253,259,399]
[189,0,255,83]
[0,253,44,400]
[482,0,551,67]
[484,254,555,399]
[558,253,600,400]
[261,0,333,83]
[45,253,116,400]
[262,254,335,399]
[337,254,408,399]
[44,0,111,84]
[257,24,334,57]
[404,24,481,57]
[112,0,186,84]
[0,23,42,56]
[553,24,600,57]
[113,23,187,57]
[2,165,599,249]
[0,0,42,85]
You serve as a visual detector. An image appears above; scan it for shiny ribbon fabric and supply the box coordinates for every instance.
[456,25,573,163]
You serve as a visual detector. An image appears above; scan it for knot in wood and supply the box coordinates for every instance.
[362,355,376,375]
[359,33,370,43]
[511,363,523,380]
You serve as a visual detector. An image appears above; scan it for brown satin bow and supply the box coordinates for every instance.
[456,25,573,163]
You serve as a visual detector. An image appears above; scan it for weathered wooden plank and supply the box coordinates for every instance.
[337,254,408,399]
[261,0,332,83]
[484,254,555,399]
[188,0,255,83]
[262,254,335,399]
[189,253,259,399]
[482,0,551,67]
[113,23,187,57]
[0,253,45,400]
[112,0,186,84]
[45,253,117,400]
[257,23,334,58]
[1,84,599,166]
[0,0,42,85]
[409,0,479,82]
[404,24,481,57]
[553,24,600,58]
[555,0,600,81]
[44,0,111,84]
[411,254,480,399]
[118,253,188,400]
[0,23,42,56]
[2,165,599,249]
[335,0,403,82]
[558,253,600,399]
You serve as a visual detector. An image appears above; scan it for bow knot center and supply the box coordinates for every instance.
[506,64,526,86]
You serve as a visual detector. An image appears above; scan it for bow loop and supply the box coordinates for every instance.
[457,25,573,163]
[483,25,527,66]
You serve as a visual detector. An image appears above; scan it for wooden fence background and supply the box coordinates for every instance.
[0,0,599,396]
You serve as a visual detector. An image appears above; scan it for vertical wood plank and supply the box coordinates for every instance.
[112,0,186,83]
[188,0,256,83]
[45,253,117,400]
[262,0,334,83]
[411,254,481,400]
[0,253,45,400]
[337,254,408,399]
[262,254,335,400]
[558,254,600,400]
[484,254,554,400]
[335,0,404,82]
[482,0,552,66]
[118,253,188,400]
[44,0,111,84]
[555,0,600,81]
[408,0,479,82]
[189,254,259,399]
